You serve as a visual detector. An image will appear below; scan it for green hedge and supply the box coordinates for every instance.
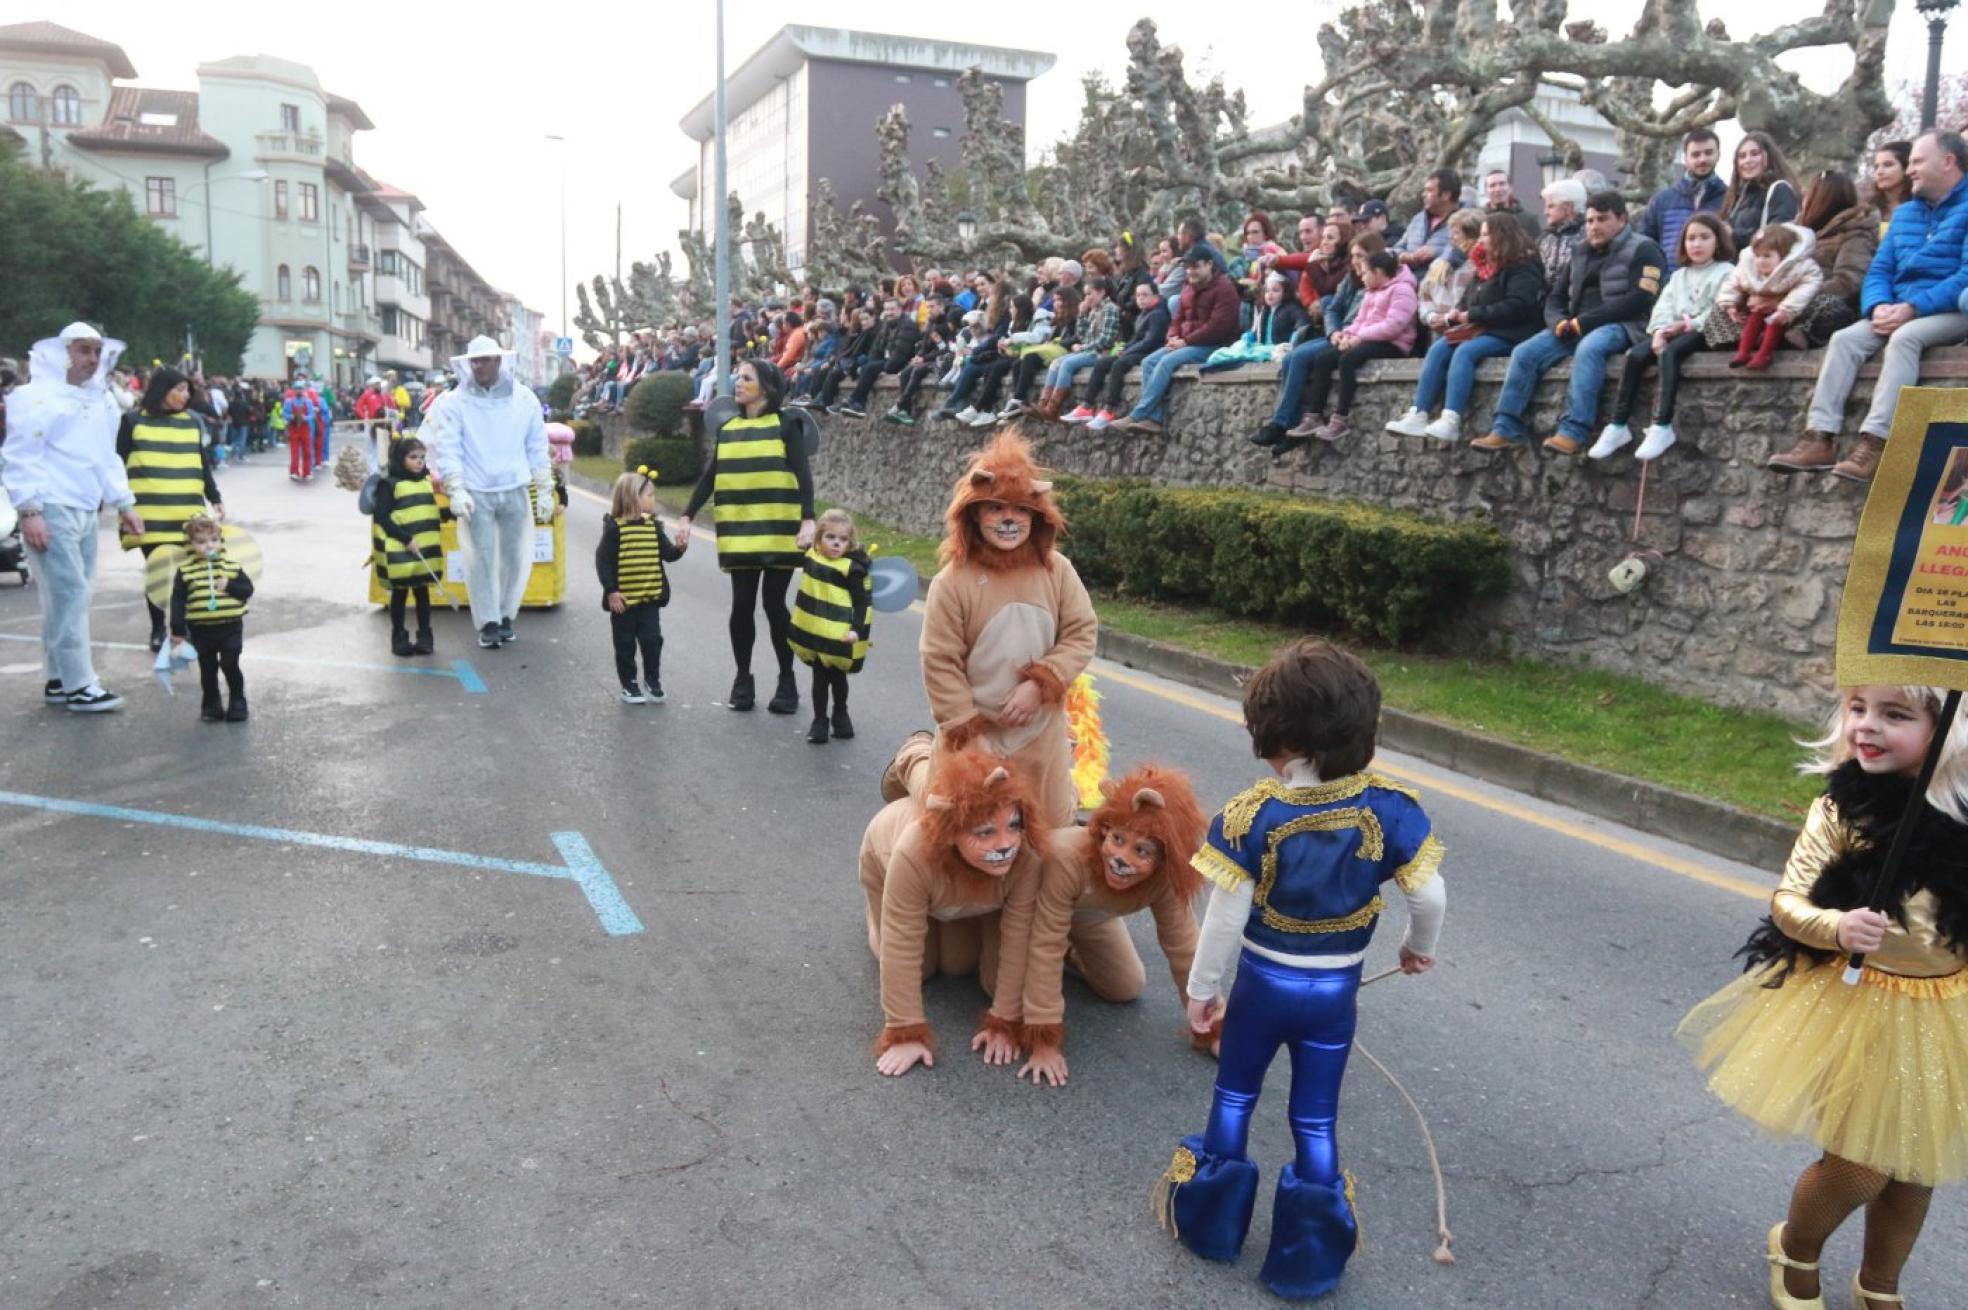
[1054,477,1509,644]
[547,373,577,410]
[627,371,695,436]
[568,418,604,457]
[623,435,702,485]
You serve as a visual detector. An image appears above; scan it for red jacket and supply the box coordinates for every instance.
[354,390,391,421]
[1169,272,1241,348]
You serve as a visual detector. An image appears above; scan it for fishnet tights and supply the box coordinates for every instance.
[1780,1153,1932,1303]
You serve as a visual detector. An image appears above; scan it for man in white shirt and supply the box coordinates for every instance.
[424,336,551,649]
[0,322,145,711]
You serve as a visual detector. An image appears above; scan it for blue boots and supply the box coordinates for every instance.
[1159,1140,1359,1301]
[1158,1136,1259,1261]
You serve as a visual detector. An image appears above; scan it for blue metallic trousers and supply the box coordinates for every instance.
[1204,951,1361,1183]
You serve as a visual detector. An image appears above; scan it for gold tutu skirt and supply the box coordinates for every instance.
[1677,961,1968,1186]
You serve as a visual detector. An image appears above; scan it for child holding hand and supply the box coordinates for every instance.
[789,508,873,744]
[596,467,685,705]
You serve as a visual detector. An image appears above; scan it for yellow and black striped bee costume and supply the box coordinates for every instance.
[119,411,213,550]
[371,469,445,590]
[789,547,873,673]
[595,514,677,608]
[706,414,808,572]
[172,548,252,626]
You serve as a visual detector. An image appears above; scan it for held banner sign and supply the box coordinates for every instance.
[1836,387,1968,691]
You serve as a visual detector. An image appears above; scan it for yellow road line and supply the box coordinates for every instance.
[1089,662,1772,902]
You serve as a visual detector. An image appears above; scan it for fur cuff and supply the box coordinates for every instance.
[1019,661,1068,707]
[942,715,990,751]
[977,1009,1020,1042]
[875,1022,936,1054]
[1021,1022,1065,1052]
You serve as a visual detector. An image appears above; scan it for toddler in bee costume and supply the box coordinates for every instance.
[370,436,444,656]
[1156,639,1445,1302]
[790,508,873,744]
[169,512,256,722]
[920,431,1098,830]
[596,466,686,705]
[1678,685,1968,1310]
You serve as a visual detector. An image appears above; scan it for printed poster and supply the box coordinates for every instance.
[533,528,555,564]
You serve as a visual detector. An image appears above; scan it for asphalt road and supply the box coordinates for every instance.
[1,454,1961,1309]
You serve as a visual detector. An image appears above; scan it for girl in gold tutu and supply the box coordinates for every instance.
[1678,685,1968,1310]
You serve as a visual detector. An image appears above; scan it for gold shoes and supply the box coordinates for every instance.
[1767,1222,1824,1310]
[1851,1271,1906,1308]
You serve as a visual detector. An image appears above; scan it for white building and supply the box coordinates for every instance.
[0,21,542,387]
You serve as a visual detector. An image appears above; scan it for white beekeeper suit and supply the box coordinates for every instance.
[424,335,550,642]
[0,322,137,707]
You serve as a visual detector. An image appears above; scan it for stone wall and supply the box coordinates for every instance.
[797,348,1968,721]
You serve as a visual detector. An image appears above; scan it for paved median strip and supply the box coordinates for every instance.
[0,789,643,936]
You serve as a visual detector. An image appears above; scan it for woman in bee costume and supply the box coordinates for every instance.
[118,366,224,652]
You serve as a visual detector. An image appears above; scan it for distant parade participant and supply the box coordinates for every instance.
[117,366,224,652]
[1,322,144,713]
[423,336,552,650]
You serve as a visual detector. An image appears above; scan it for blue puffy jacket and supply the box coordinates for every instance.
[1637,171,1727,272]
[1866,176,1968,316]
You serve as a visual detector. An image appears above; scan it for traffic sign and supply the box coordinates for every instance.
[553,336,574,357]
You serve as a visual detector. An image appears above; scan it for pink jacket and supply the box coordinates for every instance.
[1347,266,1418,353]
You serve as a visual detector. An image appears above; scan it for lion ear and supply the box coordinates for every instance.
[1098,777,1120,800]
[985,766,1010,786]
[969,469,996,487]
[1133,787,1165,811]
[924,795,953,812]
[1031,479,1053,495]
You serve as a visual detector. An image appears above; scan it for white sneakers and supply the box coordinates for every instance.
[1423,410,1462,442]
[953,407,979,424]
[1589,422,1678,461]
[1384,407,1431,437]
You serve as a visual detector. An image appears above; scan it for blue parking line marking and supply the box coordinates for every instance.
[553,832,645,936]
[0,789,641,936]
[0,633,487,693]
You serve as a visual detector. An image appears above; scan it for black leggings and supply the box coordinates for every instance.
[1305,340,1405,416]
[729,567,794,677]
[611,601,664,687]
[191,622,244,703]
[896,362,936,410]
[1087,355,1140,410]
[1611,331,1706,424]
[140,543,167,637]
[387,586,432,631]
[810,664,849,716]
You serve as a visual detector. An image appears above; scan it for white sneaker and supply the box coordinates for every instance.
[966,409,997,427]
[1635,423,1679,460]
[1086,411,1113,432]
[954,407,979,423]
[1422,410,1462,442]
[1384,407,1431,437]
[1587,423,1634,460]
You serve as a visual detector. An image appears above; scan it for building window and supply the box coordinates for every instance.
[274,180,288,219]
[144,177,176,216]
[299,183,319,222]
[277,265,292,300]
[303,266,321,302]
[51,85,80,126]
[7,82,34,123]
[932,127,951,139]
[378,249,397,276]
[382,306,399,335]
[280,103,300,133]
[933,78,949,88]
[893,74,911,84]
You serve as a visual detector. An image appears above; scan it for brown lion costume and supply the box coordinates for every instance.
[922,430,1097,830]
[858,747,1050,1056]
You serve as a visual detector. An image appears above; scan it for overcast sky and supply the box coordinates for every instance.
[61,3,1960,331]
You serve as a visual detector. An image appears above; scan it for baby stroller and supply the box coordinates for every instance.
[0,498,28,586]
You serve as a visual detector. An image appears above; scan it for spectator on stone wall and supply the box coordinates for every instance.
[1250,231,1387,449]
[1869,140,1912,236]
[1115,251,1244,435]
[1356,199,1392,238]
[1263,215,1349,325]
[1637,127,1726,273]
[1484,169,1541,239]
[1288,249,1417,445]
[1417,208,1487,338]
[1779,170,1878,349]
[1075,282,1169,432]
[1471,189,1665,455]
[1230,211,1287,292]
[1385,213,1547,444]
[1769,129,1968,483]
[1202,273,1311,372]
[1719,130,1802,253]
[837,299,922,419]
[1394,170,1462,270]
[1538,178,1589,292]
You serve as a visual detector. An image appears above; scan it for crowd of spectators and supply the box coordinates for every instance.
[568,127,1957,487]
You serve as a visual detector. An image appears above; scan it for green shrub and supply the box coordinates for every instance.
[1054,477,1508,644]
[626,371,695,436]
[568,418,604,457]
[622,435,701,484]
[547,373,577,410]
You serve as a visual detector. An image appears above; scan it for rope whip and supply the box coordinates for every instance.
[1355,966,1456,1265]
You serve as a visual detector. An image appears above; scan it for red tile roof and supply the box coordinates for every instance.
[67,87,228,159]
[0,21,138,79]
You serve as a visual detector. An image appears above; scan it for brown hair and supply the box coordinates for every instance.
[609,471,654,519]
[1797,170,1862,233]
[815,506,857,548]
[1347,230,1387,258]
[1679,211,1736,266]
[1242,211,1276,241]
[1242,639,1382,778]
[1721,131,1799,224]
[1749,223,1799,258]
[1479,212,1538,267]
[183,512,222,546]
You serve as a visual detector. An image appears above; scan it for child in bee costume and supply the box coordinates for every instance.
[596,466,686,705]
[169,512,256,722]
[920,431,1098,830]
[790,507,873,744]
[1156,639,1445,1302]
[370,436,444,656]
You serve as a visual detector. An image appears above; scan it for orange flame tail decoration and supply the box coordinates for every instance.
[1066,673,1110,812]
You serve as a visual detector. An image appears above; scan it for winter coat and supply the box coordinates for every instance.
[1550,225,1667,341]
[1807,206,1880,306]
[1460,256,1547,344]
[1638,170,1728,271]
[1716,225,1825,320]
[1204,300,1312,368]
[1725,177,1801,252]
[1538,216,1584,292]
[1345,266,1419,354]
[1870,175,1968,316]
[1645,259,1733,334]
[1169,272,1242,348]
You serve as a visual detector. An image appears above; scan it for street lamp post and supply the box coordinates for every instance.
[190,165,269,267]
[1919,0,1960,131]
[545,134,568,341]
[713,0,731,399]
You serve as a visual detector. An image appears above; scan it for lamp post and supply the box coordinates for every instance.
[544,134,568,341]
[190,166,269,267]
[713,0,731,399]
[956,210,978,246]
[1919,0,1960,131]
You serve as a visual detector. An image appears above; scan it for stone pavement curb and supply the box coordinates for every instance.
[1092,627,1797,875]
[571,468,1792,875]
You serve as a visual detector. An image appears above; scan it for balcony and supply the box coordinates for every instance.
[255,130,324,162]
[348,243,371,271]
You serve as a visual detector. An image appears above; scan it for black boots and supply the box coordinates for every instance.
[392,628,414,657]
[767,671,799,715]
[413,628,434,655]
[807,715,830,744]
[728,672,756,711]
[225,694,249,723]
[831,704,855,739]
